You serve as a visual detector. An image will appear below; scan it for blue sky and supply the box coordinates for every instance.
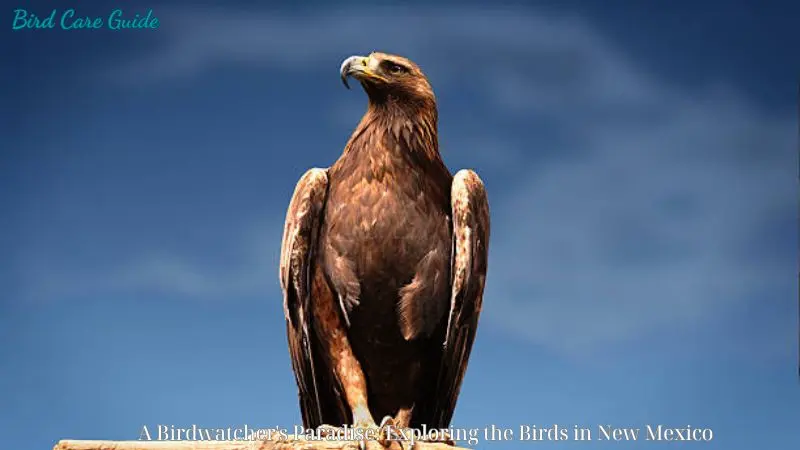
[2,1,798,449]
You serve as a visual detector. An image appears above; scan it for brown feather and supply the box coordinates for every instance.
[280,168,349,428]
[430,169,490,428]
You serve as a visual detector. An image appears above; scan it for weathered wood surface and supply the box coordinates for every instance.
[53,438,469,450]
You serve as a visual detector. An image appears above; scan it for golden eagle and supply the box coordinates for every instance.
[279,52,490,446]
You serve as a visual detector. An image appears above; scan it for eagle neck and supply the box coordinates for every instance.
[349,98,440,163]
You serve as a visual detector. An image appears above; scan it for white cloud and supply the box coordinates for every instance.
[111,7,618,86]
[20,222,282,304]
[479,60,794,353]
[79,6,796,354]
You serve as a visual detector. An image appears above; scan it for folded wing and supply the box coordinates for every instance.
[431,169,491,427]
[280,168,332,428]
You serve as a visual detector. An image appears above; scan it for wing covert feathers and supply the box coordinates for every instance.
[279,168,329,428]
[434,169,490,428]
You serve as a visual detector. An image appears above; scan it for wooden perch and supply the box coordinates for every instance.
[54,437,470,450]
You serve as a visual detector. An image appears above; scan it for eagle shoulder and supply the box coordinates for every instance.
[280,168,329,323]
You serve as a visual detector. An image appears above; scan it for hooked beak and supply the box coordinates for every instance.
[339,54,386,89]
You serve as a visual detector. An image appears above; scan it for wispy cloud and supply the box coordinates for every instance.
[19,222,282,303]
[110,7,612,85]
[65,5,796,355]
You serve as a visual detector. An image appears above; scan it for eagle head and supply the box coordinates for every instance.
[340,52,434,106]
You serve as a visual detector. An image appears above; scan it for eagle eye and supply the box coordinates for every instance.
[384,61,408,75]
